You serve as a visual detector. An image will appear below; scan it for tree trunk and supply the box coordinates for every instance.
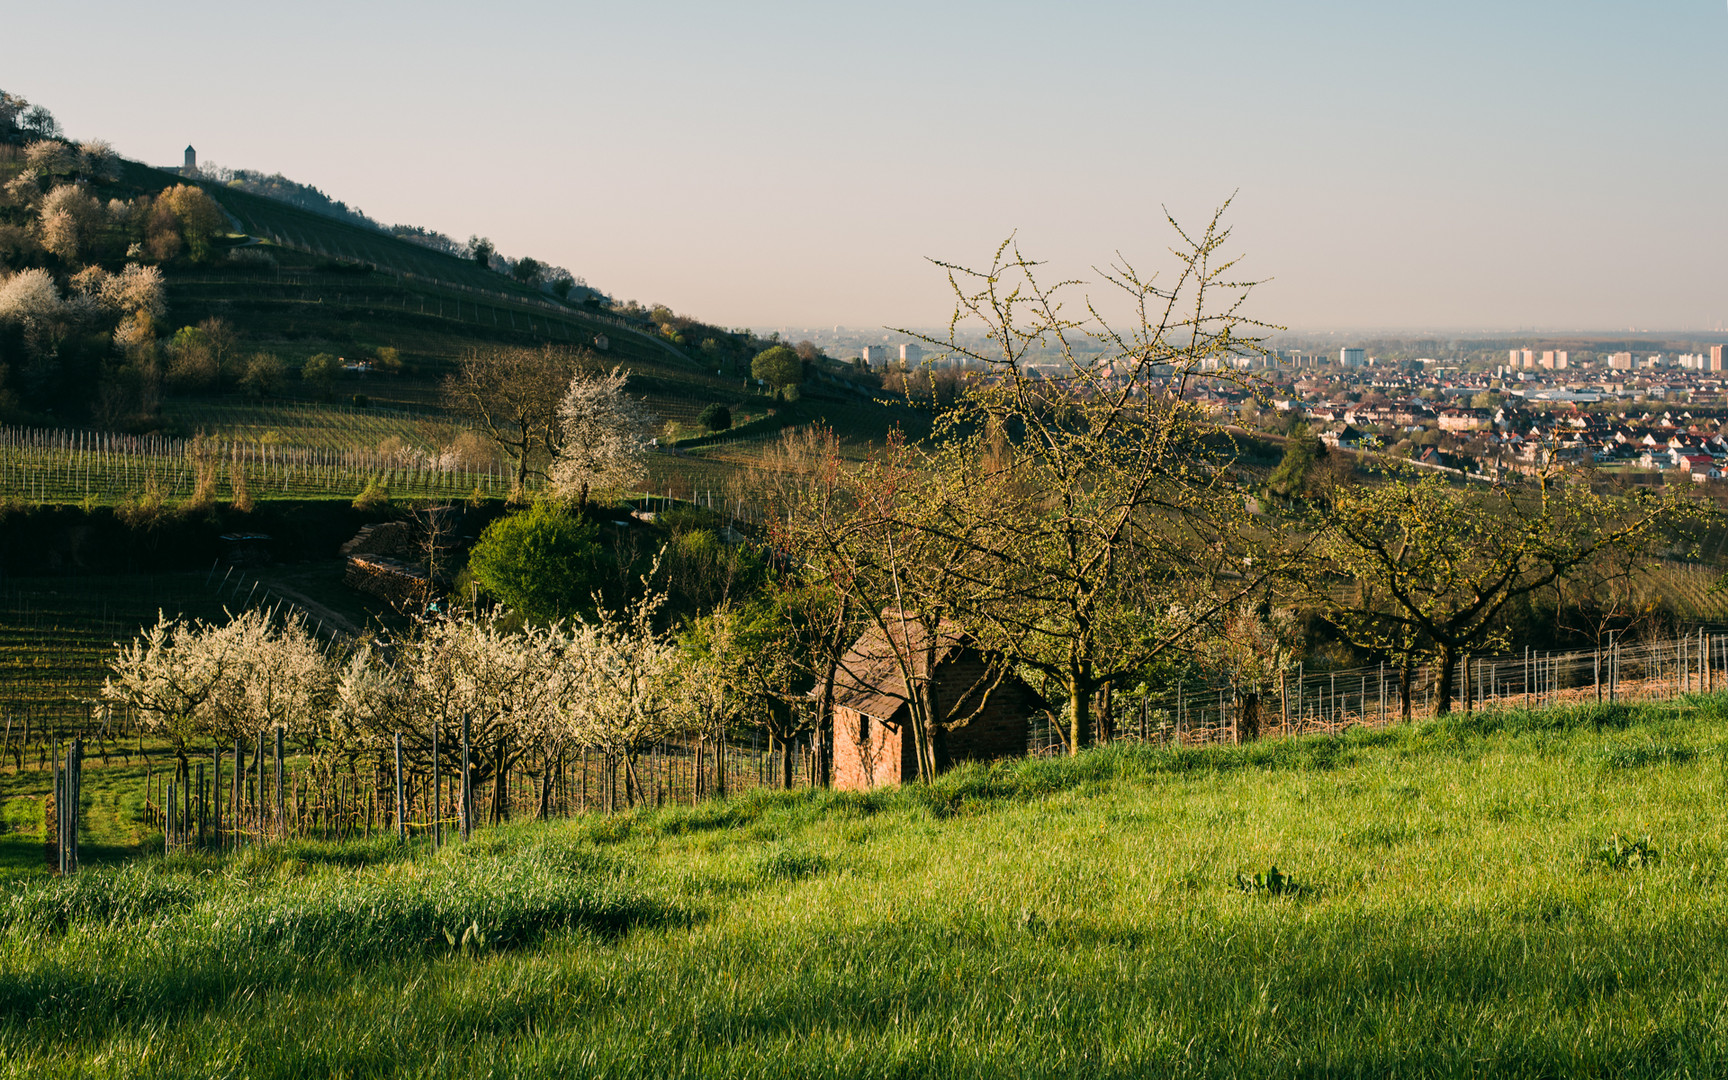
[816,648,839,788]
[625,752,644,807]
[1434,647,1460,716]
[1399,661,1414,721]
[537,751,556,820]
[488,754,508,823]
[714,732,726,800]
[779,735,793,791]
[1238,692,1261,743]
[693,738,704,803]
[1067,679,1091,756]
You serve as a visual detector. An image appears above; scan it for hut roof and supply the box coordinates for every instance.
[830,615,968,722]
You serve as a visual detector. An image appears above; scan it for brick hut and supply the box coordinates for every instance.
[829,615,1044,790]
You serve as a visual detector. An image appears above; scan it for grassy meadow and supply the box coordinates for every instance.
[4,697,1728,1077]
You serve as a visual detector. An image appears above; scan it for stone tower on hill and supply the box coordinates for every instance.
[183,145,197,176]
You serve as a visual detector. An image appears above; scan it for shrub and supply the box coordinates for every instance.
[465,501,604,621]
[697,403,732,432]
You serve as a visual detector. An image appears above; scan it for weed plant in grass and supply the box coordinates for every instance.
[5,698,1728,1077]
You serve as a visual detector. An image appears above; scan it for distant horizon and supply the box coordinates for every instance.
[12,2,1728,332]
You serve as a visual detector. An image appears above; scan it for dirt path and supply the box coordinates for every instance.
[252,580,364,637]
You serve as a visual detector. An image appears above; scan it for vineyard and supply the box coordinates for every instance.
[165,399,473,450]
[0,423,514,505]
[0,573,232,747]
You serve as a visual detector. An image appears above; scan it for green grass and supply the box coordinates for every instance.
[5,696,1728,1076]
[0,755,161,881]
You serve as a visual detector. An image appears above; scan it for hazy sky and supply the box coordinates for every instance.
[9,1,1728,332]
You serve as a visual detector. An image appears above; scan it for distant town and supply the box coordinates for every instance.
[1233,342,1728,482]
[776,327,1728,483]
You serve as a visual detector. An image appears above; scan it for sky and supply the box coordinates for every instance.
[8,1,1728,333]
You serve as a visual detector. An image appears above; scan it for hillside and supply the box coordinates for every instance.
[0,129,908,505]
[3,697,1725,1077]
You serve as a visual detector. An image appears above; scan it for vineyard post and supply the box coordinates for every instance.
[461,713,471,842]
[54,752,63,874]
[213,744,221,848]
[70,737,81,872]
[232,738,242,846]
[432,720,441,848]
[394,732,406,844]
[274,728,284,838]
[254,732,264,844]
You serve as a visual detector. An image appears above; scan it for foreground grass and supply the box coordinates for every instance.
[4,698,1728,1077]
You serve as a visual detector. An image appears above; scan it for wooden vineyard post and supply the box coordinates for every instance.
[1595,644,1601,704]
[253,733,263,844]
[55,747,65,873]
[233,738,243,846]
[1610,635,1618,704]
[1280,668,1289,736]
[274,729,284,839]
[213,744,222,849]
[432,720,441,848]
[394,732,406,844]
[53,742,80,874]
[460,713,471,842]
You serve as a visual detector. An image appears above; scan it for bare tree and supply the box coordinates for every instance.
[851,203,1294,754]
[444,344,579,497]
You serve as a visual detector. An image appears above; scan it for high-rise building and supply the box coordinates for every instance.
[1711,345,1725,372]
[1340,347,1365,367]
[1608,352,1634,371]
[859,345,887,367]
[899,343,923,367]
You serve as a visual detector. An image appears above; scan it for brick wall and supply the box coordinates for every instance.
[832,706,904,791]
[831,646,1037,791]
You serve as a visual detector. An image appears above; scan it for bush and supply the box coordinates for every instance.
[466,501,605,621]
[750,345,803,390]
[698,403,732,432]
